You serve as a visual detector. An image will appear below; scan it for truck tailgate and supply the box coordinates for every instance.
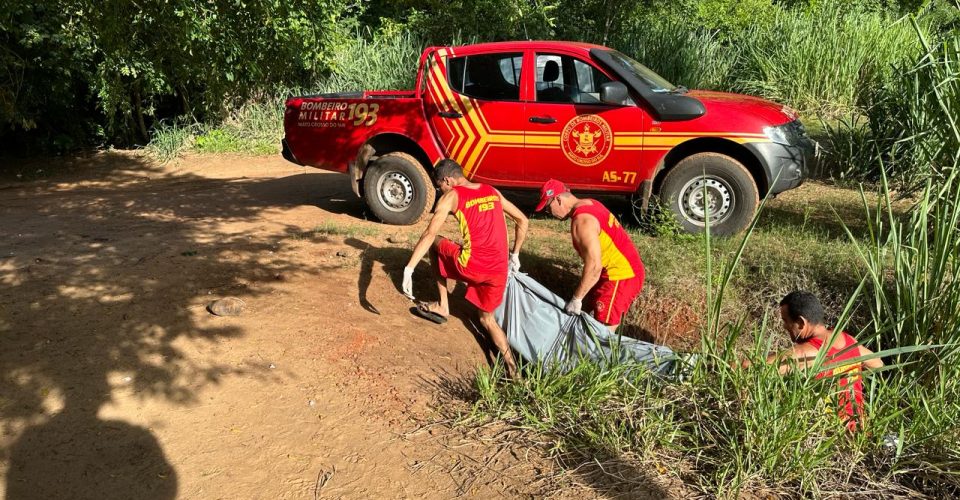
[282,92,440,172]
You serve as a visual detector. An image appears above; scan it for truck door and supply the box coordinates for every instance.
[423,49,527,185]
[524,52,648,192]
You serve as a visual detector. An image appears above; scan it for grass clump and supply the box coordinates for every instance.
[146,120,202,162]
[149,95,287,161]
[309,221,381,239]
[316,29,422,94]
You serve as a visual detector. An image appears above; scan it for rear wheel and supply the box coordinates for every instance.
[362,152,435,225]
[660,152,759,236]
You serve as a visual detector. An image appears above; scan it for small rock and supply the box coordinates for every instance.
[122,376,132,383]
[269,363,276,369]
[308,400,316,407]
[207,297,246,317]
[387,234,407,244]
[335,250,354,258]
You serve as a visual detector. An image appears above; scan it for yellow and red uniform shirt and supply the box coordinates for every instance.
[807,332,866,432]
[571,200,643,281]
[451,184,508,275]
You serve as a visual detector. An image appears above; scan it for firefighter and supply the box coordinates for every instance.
[402,159,528,378]
[744,290,884,431]
[536,179,645,331]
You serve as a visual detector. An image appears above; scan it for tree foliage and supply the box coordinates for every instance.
[1,0,955,153]
[1,0,356,150]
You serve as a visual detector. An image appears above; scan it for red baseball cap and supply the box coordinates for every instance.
[535,179,568,211]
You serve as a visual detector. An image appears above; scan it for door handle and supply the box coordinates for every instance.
[529,116,556,124]
[438,110,462,119]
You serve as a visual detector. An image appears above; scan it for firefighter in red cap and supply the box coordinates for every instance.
[536,179,645,331]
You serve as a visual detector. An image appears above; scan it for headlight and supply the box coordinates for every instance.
[763,125,792,146]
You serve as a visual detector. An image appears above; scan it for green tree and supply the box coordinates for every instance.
[0,0,356,149]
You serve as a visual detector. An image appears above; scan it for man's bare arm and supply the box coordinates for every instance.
[571,214,602,300]
[762,344,819,375]
[498,191,528,254]
[858,345,885,369]
[406,191,457,269]
[746,340,884,374]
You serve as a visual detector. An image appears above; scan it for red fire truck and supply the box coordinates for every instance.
[282,41,813,235]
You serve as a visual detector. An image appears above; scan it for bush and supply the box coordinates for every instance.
[145,29,424,160]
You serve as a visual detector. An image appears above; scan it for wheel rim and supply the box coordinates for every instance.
[376,170,415,212]
[677,175,735,227]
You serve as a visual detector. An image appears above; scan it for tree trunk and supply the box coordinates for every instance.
[134,84,148,143]
[179,84,193,120]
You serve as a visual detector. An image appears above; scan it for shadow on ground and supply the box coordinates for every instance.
[0,153,354,498]
[344,237,500,368]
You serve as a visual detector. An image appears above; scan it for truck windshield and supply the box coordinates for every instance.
[602,50,676,93]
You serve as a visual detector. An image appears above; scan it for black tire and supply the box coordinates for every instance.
[362,152,435,225]
[659,152,759,236]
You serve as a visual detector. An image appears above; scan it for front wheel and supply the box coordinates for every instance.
[659,153,759,236]
[362,152,435,225]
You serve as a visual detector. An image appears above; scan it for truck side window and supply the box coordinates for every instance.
[447,53,523,101]
[536,53,631,105]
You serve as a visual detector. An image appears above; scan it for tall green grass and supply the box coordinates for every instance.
[317,29,423,93]
[474,186,958,495]
[616,21,737,91]
[820,21,959,188]
[148,94,288,161]
[842,31,960,488]
[737,3,923,117]
[614,1,925,117]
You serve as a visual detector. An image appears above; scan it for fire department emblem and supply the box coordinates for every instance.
[595,300,606,315]
[561,114,613,167]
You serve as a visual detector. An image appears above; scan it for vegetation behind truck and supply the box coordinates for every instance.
[282,41,813,235]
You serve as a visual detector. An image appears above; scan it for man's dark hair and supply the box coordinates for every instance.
[779,290,826,326]
[433,159,464,183]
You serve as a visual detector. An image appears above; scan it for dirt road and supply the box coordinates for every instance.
[0,152,677,499]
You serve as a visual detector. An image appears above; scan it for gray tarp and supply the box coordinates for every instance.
[494,272,677,375]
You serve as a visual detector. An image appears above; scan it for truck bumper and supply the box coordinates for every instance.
[745,138,814,196]
[281,138,301,165]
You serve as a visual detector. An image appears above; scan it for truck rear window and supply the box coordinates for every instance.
[447,53,523,101]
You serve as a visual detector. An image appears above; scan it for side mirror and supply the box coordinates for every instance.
[600,81,629,105]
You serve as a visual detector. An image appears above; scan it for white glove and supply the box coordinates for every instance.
[402,266,415,300]
[508,252,521,273]
[564,296,583,316]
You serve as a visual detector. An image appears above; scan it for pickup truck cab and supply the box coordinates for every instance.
[282,41,813,235]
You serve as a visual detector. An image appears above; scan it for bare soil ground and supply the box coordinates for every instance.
[0,152,684,499]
